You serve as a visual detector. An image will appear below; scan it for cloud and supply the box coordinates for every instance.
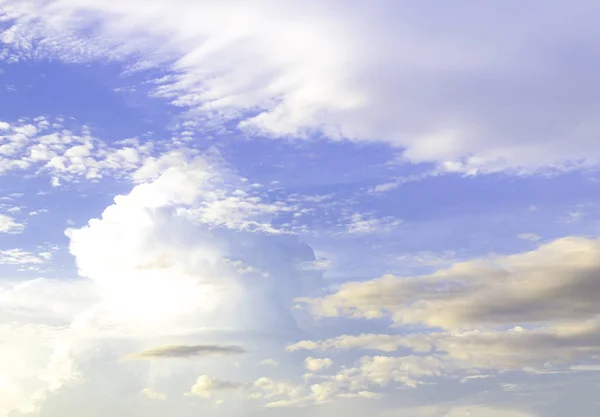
[342,355,444,388]
[300,237,600,329]
[303,357,333,372]
[131,344,246,359]
[186,375,244,398]
[517,233,542,242]
[0,118,153,184]
[139,388,167,400]
[399,405,537,417]
[0,278,95,326]
[395,250,459,269]
[61,149,322,338]
[1,1,600,174]
[289,322,600,372]
[287,334,413,353]
[249,377,305,407]
[343,213,402,235]
[260,359,279,367]
[289,237,600,385]
[0,146,326,415]
[298,258,332,272]
[0,248,47,265]
[570,364,600,372]
[0,213,24,233]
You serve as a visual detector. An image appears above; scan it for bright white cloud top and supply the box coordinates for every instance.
[0,1,599,417]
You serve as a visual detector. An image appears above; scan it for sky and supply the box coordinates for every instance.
[0,1,600,416]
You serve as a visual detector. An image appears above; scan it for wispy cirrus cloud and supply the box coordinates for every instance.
[2,1,600,175]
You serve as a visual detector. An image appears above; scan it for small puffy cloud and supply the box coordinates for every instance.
[249,377,304,406]
[348,355,443,388]
[304,357,333,372]
[130,344,246,360]
[140,388,167,400]
[261,359,279,367]
[187,375,244,399]
[0,119,153,184]
[0,214,24,234]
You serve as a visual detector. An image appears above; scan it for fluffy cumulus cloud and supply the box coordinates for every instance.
[303,357,333,372]
[186,375,244,399]
[0,148,324,415]
[139,388,167,401]
[1,1,600,174]
[0,117,155,185]
[63,150,321,338]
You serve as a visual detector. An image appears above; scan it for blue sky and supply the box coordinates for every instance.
[1,1,600,416]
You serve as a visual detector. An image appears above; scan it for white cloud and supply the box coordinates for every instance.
[287,334,413,353]
[249,377,304,406]
[260,359,279,367]
[28,209,49,216]
[63,150,312,337]
[303,357,333,372]
[517,233,541,242]
[0,118,154,184]
[186,375,243,399]
[0,248,47,264]
[345,355,443,388]
[0,147,328,416]
[0,213,24,233]
[140,387,167,400]
[0,324,82,416]
[344,213,402,235]
[1,1,599,174]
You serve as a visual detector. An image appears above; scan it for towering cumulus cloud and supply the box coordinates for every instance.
[65,150,317,338]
